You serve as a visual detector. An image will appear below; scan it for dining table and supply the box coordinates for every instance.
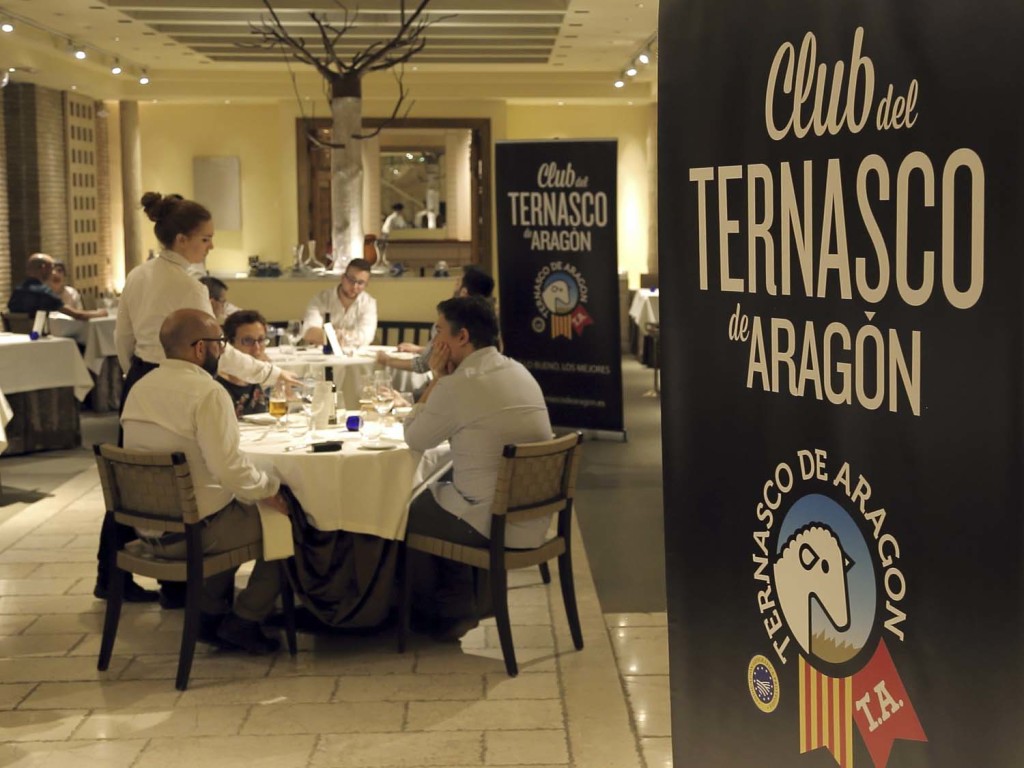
[628,288,660,362]
[0,333,93,454]
[238,413,451,628]
[48,312,122,412]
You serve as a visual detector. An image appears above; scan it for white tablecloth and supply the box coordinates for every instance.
[0,388,12,455]
[628,289,660,326]
[49,313,118,375]
[267,346,430,406]
[0,333,94,401]
[240,419,451,540]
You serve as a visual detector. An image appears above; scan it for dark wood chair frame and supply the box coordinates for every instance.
[375,320,435,348]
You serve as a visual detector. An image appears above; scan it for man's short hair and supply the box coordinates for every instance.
[199,275,228,301]
[346,258,372,274]
[223,310,268,342]
[437,296,499,349]
[460,266,494,299]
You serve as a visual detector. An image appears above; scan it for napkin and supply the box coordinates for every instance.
[257,501,295,560]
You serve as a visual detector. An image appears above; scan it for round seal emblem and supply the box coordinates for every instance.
[748,654,780,713]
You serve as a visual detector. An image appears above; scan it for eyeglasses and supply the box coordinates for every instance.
[190,336,226,349]
[343,273,368,287]
[238,336,269,347]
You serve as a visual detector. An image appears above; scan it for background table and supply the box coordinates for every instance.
[628,289,660,362]
[49,313,122,412]
[0,333,93,454]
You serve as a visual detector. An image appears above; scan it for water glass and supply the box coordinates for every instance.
[287,401,309,438]
[361,411,383,444]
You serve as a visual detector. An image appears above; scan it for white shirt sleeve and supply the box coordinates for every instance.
[114,276,137,371]
[303,291,327,331]
[194,387,280,502]
[217,343,281,385]
[356,294,378,347]
[403,376,455,451]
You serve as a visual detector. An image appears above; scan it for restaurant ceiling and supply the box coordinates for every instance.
[0,0,658,103]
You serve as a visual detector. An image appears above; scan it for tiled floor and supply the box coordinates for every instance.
[0,463,672,767]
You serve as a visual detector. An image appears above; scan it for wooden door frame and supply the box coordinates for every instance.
[295,117,492,266]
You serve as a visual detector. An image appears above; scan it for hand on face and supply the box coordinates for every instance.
[429,340,454,379]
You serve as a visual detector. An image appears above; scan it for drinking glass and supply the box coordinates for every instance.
[361,411,383,445]
[269,382,288,431]
[341,329,359,356]
[287,401,309,438]
[286,320,303,347]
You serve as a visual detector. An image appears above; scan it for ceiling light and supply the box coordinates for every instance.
[626,66,638,77]
[405,152,414,160]
[614,78,625,89]
[72,43,87,60]
[139,70,150,85]
[111,60,122,75]
[637,51,650,65]
[1,21,14,34]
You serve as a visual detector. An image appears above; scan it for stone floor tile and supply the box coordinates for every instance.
[269,650,415,677]
[65,578,98,595]
[19,680,181,710]
[503,605,558,626]
[407,699,562,731]
[0,596,104,615]
[0,549,95,564]
[312,732,483,767]
[0,709,88,741]
[640,736,673,768]
[506,586,552,608]
[119,652,274,680]
[71,630,224,658]
[0,614,36,635]
[0,683,36,710]
[8,534,76,550]
[415,646,556,675]
[0,564,37,579]
[176,676,336,706]
[605,612,669,628]
[624,675,671,738]
[331,672,484,702]
[27,609,163,635]
[608,626,669,676]
[0,656,129,684]
[74,705,250,739]
[0,738,146,768]
[135,735,316,768]
[485,729,569,765]
[0,633,83,658]
[241,701,404,735]
[64,534,99,550]
[0,578,78,596]
[30,563,98,579]
[484,672,560,700]
[484,624,555,650]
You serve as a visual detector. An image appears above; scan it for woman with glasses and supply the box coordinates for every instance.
[217,310,272,418]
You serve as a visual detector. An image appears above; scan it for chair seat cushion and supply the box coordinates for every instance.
[405,533,566,570]
[118,540,263,582]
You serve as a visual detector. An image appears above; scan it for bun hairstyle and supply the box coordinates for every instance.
[140,191,212,248]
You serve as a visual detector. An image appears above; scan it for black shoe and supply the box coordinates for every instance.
[158,584,188,610]
[197,612,233,648]
[216,614,282,654]
[93,579,160,603]
[431,616,480,643]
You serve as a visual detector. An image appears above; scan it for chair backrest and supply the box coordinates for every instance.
[376,320,434,347]
[492,432,583,529]
[93,444,201,534]
[1,311,35,334]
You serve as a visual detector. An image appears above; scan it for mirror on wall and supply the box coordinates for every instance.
[379,148,447,235]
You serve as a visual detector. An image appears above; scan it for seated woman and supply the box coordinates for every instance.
[218,310,271,417]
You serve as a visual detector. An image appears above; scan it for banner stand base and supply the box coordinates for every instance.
[576,429,628,443]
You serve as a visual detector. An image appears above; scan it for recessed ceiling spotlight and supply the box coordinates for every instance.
[111,59,122,75]
[613,78,625,89]
[72,43,87,60]
[70,85,77,91]
[626,66,638,77]
[1,21,14,33]
[637,52,650,65]
[138,70,150,85]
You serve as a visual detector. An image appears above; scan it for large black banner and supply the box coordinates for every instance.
[496,140,623,432]
[660,1,1024,766]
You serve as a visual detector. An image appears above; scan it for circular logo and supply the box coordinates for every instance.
[774,494,877,670]
[540,272,580,316]
[748,654,780,713]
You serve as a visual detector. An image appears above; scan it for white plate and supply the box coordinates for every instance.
[242,413,277,425]
[387,351,416,361]
[358,442,398,451]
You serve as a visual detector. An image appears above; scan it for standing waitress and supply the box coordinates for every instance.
[94,191,299,604]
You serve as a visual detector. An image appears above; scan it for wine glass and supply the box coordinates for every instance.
[286,320,303,347]
[341,328,359,357]
[269,382,288,431]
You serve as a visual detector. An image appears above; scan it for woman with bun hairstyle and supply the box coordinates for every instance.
[99,192,298,605]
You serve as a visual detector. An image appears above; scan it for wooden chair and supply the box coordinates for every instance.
[398,432,585,676]
[1,311,36,334]
[93,444,297,690]
[376,320,434,348]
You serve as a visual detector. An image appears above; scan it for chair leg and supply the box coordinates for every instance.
[397,543,412,654]
[176,579,202,691]
[97,564,124,671]
[491,567,517,676]
[557,552,584,651]
[279,561,297,656]
[538,562,551,584]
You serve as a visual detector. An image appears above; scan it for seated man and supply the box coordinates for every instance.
[301,258,377,348]
[121,308,289,653]
[199,276,240,324]
[377,266,495,377]
[403,296,552,639]
[47,261,83,310]
[217,310,271,418]
[8,253,107,321]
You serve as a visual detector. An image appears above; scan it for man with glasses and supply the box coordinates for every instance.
[217,310,272,417]
[301,258,377,348]
[121,308,289,654]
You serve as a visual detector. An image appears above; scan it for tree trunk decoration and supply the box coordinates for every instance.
[250,0,439,270]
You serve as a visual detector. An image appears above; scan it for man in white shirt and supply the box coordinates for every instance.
[121,308,290,654]
[301,257,377,348]
[404,296,552,639]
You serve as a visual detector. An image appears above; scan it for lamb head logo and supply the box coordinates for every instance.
[773,524,854,659]
[532,262,592,339]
